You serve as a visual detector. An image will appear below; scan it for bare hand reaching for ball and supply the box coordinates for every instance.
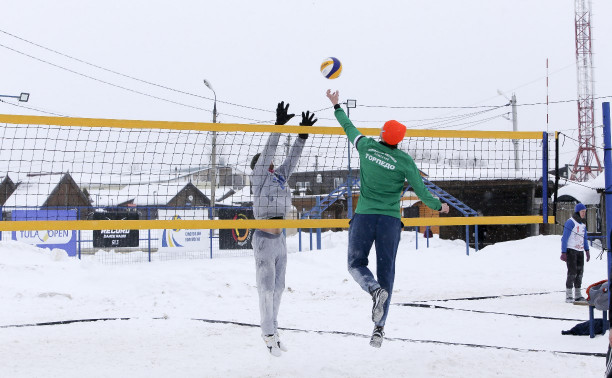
[326,90,339,106]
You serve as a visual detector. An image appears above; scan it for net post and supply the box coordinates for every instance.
[542,132,549,224]
[465,225,469,256]
[553,132,560,220]
[209,204,214,259]
[147,208,152,262]
[474,225,479,252]
[309,228,313,250]
[601,102,611,300]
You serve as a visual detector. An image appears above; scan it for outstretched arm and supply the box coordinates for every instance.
[277,111,317,177]
[253,102,295,174]
[326,90,363,148]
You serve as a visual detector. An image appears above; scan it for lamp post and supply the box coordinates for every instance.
[344,99,357,218]
[0,93,29,102]
[203,79,218,217]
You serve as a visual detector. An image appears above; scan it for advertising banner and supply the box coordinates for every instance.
[158,209,207,252]
[11,209,77,256]
[218,207,253,250]
[93,212,139,248]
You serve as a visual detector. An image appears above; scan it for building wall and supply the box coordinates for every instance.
[289,170,358,196]
[435,179,537,247]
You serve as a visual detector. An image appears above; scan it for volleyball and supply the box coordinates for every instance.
[320,57,342,79]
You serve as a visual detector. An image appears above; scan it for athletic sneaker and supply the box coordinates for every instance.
[371,287,389,323]
[573,295,587,304]
[274,332,288,352]
[565,288,573,303]
[370,326,384,348]
[263,334,281,357]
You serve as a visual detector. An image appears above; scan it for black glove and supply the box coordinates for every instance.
[298,111,317,139]
[275,101,295,125]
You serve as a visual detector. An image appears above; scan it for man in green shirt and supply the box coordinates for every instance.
[325,90,449,348]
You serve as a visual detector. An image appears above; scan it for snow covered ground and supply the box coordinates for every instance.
[0,231,609,377]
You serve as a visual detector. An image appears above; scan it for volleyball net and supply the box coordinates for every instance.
[0,113,553,237]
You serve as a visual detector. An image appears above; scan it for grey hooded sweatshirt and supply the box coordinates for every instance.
[252,133,305,220]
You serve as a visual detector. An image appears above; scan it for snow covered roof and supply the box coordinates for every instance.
[215,186,252,206]
[556,174,604,205]
[3,173,82,208]
[586,173,606,190]
[89,182,201,206]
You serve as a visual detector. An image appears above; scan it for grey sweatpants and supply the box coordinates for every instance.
[253,230,287,335]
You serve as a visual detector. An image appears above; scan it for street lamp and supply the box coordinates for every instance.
[203,79,218,217]
[203,80,217,123]
[345,99,357,118]
[0,92,29,102]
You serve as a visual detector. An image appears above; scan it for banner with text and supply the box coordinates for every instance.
[158,209,207,252]
[93,212,139,248]
[11,209,77,256]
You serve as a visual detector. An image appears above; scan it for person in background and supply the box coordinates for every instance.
[250,101,316,356]
[325,89,449,348]
[607,329,612,377]
[560,203,590,304]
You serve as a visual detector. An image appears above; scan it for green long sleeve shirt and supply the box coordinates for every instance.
[334,107,442,218]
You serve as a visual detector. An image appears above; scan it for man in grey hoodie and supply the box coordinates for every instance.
[250,101,316,356]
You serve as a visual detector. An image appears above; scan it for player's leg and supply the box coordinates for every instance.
[565,249,578,302]
[373,215,402,327]
[273,233,288,351]
[574,250,585,302]
[253,230,281,356]
[347,213,378,293]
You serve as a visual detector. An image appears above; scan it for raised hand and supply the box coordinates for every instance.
[300,111,318,126]
[326,89,339,106]
[298,111,317,139]
[276,101,295,125]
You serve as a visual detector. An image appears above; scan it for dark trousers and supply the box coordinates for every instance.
[347,213,402,327]
[565,248,584,289]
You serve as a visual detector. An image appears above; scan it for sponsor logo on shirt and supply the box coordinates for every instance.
[271,172,287,189]
[365,151,396,170]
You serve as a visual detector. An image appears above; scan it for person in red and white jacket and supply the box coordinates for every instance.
[560,203,590,303]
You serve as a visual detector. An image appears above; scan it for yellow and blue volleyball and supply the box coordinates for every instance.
[320,57,342,79]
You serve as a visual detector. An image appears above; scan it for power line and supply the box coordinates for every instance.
[0,98,68,117]
[516,95,612,107]
[0,28,273,114]
[6,28,610,127]
[361,104,503,110]
[0,42,270,123]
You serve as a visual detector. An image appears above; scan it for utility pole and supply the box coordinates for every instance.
[511,94,520,171]
[498,89,520,171]
[203,79,217,215]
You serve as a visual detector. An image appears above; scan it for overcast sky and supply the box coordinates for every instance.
[1,0,611,167]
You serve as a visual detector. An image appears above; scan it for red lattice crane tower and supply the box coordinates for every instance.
[571,0,602,181]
